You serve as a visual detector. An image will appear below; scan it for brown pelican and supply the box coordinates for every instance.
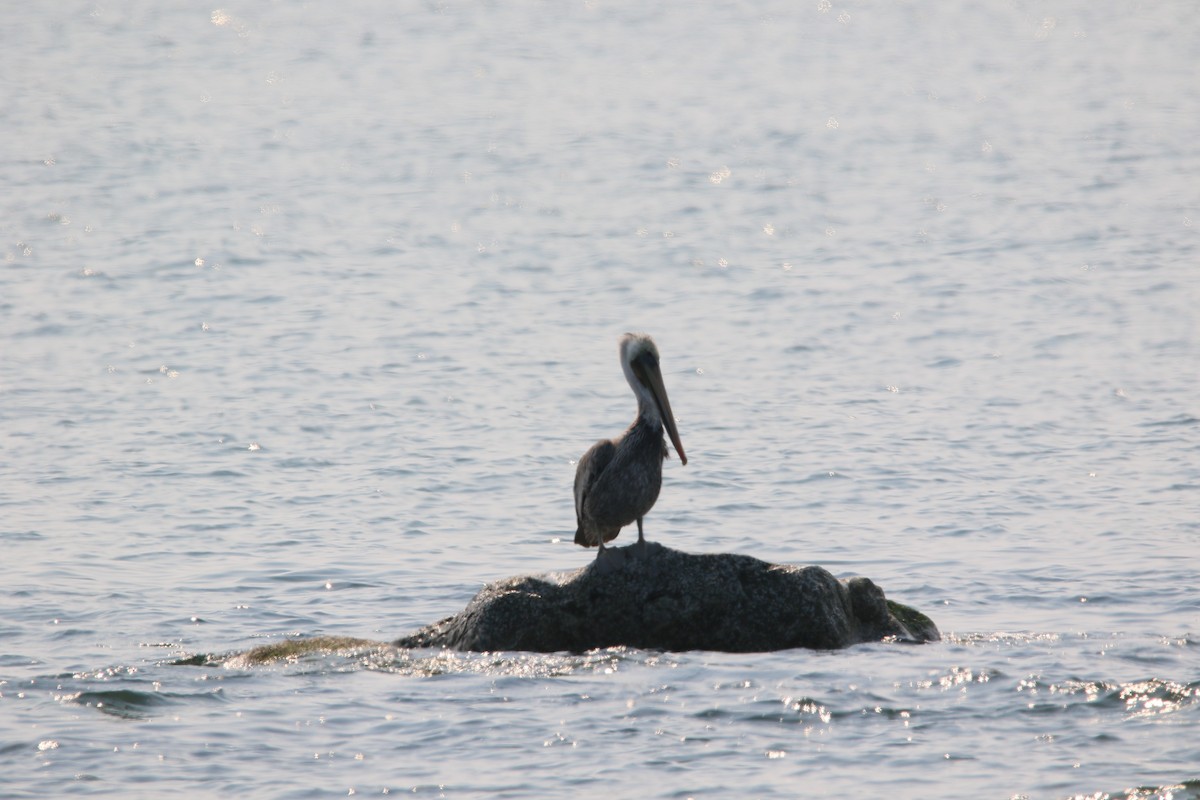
[574,333,687,555]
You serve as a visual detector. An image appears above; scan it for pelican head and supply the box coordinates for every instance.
[619,333,688,466]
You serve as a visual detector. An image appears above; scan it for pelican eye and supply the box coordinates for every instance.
[630,350,658,382]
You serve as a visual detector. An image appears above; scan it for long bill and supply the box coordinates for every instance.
[639,360,688,466]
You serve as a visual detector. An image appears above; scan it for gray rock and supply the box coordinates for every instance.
[394,543,939,653]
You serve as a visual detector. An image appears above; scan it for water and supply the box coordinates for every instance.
[3,2,1198,797]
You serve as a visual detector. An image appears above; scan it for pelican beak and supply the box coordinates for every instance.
[637,358,688,466]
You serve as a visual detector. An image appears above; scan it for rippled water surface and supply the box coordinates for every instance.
[3,2,1198,797]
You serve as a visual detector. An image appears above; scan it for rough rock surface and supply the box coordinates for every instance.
[394,543,939,653]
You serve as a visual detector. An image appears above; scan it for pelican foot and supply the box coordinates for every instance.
[630,539,664,560]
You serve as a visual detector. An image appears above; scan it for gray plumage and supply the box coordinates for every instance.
[574,333,687,554]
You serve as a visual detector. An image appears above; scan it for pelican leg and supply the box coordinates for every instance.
[636,518,645,544]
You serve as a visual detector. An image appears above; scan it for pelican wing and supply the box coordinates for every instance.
[574,439,616,532]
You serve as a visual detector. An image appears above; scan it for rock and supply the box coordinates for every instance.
[225,636,384,667]
[394,543,939,653]
[172,636,388,668]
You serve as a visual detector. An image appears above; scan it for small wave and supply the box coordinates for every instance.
[945,631,1062,646]
[1068,779,1200,800]
[795,470,850,485]
[1108,678,1200,719]
[69,687,223,720]
[1141,414,1199,428]
[1014,675,1199,721]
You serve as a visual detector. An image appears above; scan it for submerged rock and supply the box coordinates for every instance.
[394,543,939,653]
[172,636,387,668]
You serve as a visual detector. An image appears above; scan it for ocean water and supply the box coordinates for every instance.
[2,2,1198,797]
